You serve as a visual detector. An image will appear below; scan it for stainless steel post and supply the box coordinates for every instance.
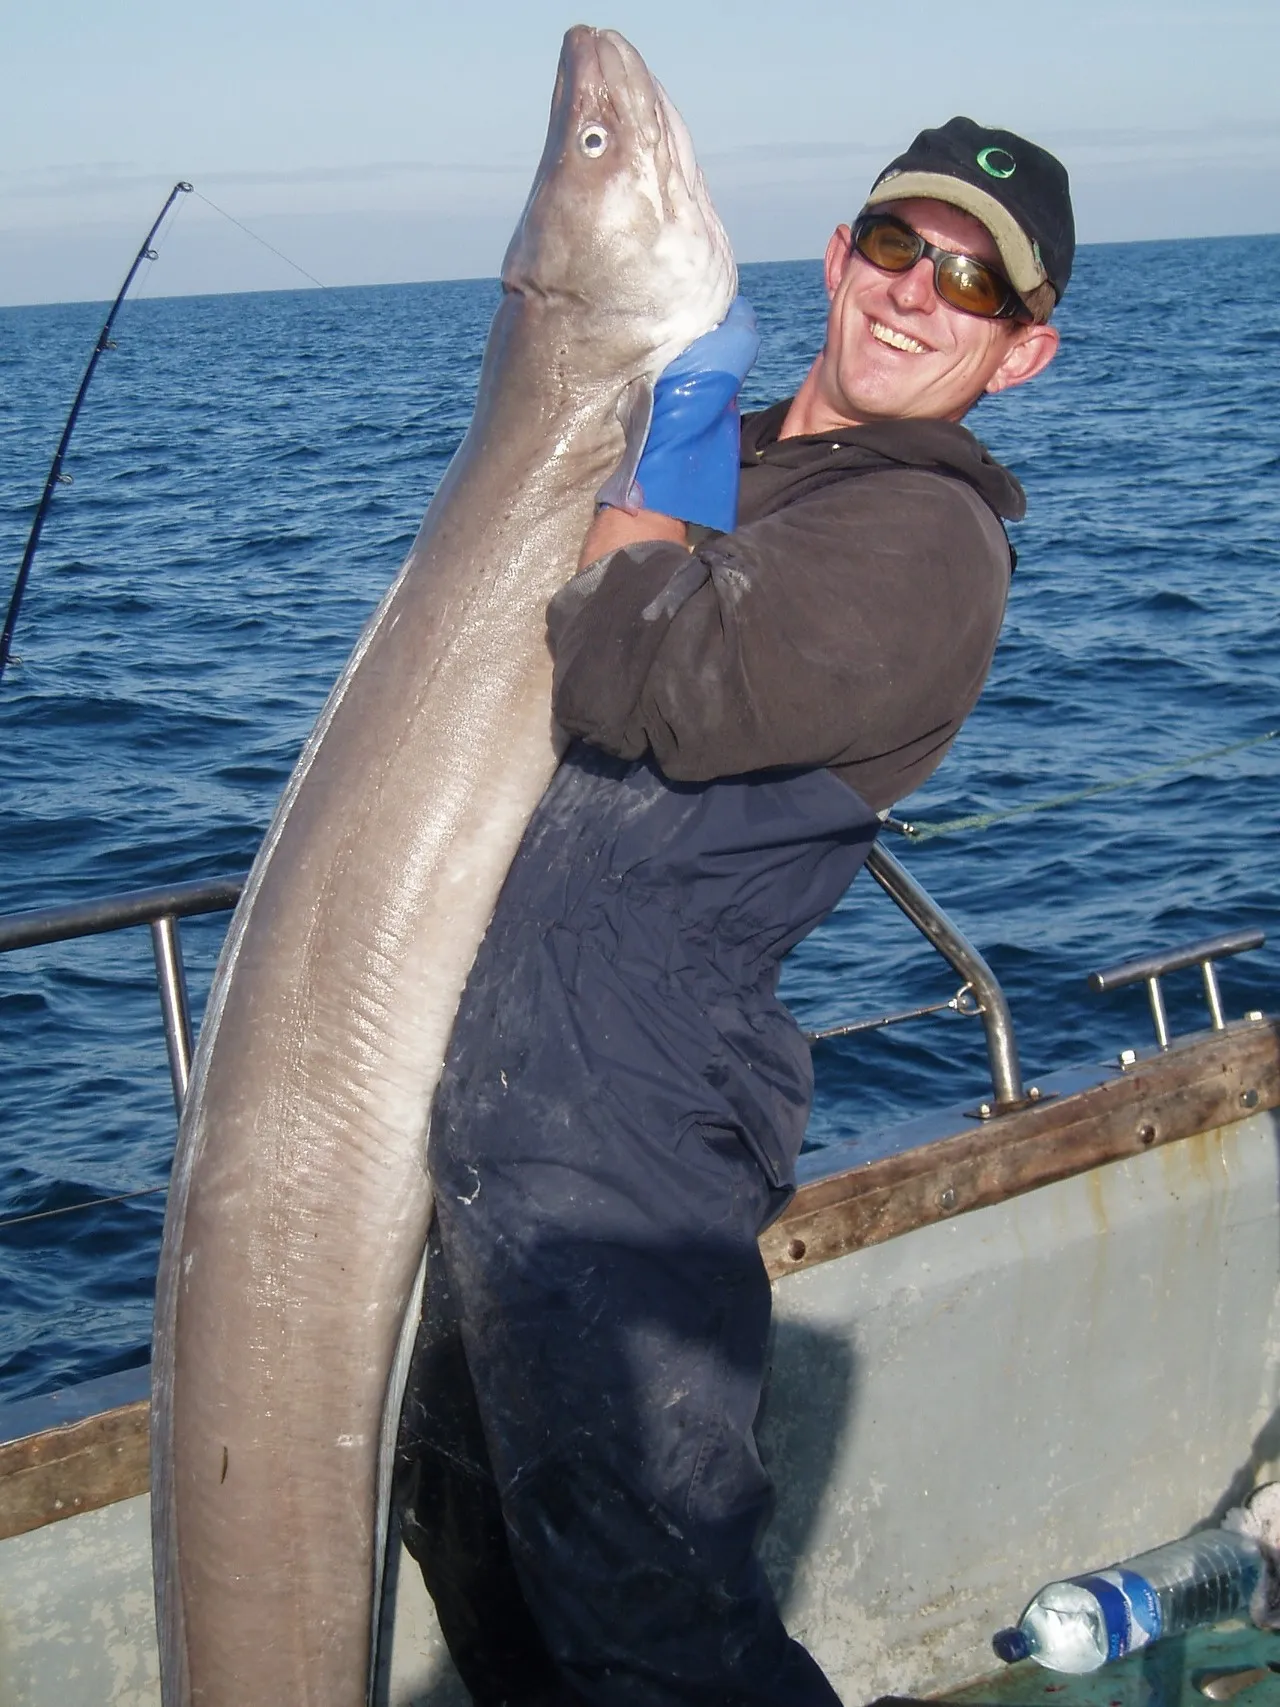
[150,914,194,1112]
[1145,976,1170,1050]
[1202,959,1226,1030]
[866,843,1025,1108]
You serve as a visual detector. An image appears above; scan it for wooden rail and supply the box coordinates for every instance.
[762,1017,1280,1278]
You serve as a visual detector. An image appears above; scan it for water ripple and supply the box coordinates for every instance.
[1,241,1278,1400]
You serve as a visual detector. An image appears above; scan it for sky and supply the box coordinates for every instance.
[2,0,1279,307]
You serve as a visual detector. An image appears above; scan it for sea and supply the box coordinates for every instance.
[1,236,1278,1407]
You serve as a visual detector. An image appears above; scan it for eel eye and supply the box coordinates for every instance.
[579,124,609,158]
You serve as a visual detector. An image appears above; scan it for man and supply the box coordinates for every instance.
[397,118,1073,1706]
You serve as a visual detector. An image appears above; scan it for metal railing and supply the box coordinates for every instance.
[0,877,245,1112]
[3,858,1269,1243]
[864,844,1025,1109]
[0,847,1028,1122]
[1089,928,1266,1050]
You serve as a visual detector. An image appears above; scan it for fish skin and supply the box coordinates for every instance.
[150,26,735,1707]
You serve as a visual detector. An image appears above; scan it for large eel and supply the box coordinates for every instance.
[151,26,736,1707]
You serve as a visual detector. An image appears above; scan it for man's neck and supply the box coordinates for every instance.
[779,360,841,439]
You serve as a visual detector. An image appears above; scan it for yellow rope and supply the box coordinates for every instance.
[900,729,1280,843]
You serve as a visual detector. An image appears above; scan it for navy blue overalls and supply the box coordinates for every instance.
[396,739,879,1707]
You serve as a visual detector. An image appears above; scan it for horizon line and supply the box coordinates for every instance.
[2,226,1278,314]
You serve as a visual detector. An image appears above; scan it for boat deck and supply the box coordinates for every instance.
[926,1621,1280,1707]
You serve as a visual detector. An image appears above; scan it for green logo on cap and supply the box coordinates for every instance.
[977,146,1016,179]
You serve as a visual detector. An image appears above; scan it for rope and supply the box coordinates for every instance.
[191,190,327,290]
[898,729,1280,843]
[0,1184,165,1233]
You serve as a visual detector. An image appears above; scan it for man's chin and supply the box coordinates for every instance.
[836,382,929,424]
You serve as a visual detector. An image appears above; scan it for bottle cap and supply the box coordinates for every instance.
[993,1627,1031,1664]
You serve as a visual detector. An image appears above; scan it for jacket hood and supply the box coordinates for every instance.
[741,399,1026,523]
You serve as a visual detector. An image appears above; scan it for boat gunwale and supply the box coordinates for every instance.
[762,1014,1280,1278]
[2,1015,1276,1543]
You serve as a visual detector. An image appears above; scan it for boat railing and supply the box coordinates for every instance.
[0,858,1270,1136]
[0,848,1034,1122]
[0,876,243,1114]
[1089,929,1266,1050]
[801,845,1029,1111]
[865,844,1026,1109]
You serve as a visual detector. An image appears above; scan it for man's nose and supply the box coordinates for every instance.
[887,257,936,314]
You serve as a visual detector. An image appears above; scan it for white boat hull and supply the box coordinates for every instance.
[4,1075,1278,1705]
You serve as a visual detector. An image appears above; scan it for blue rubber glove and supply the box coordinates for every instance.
[597,295,760,533]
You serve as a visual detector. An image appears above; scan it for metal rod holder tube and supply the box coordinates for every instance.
[1089,927,1265,1046]
[150,915,194,1113]
[1202,960,1226,1031]
[865,843,1025,1108]
[1089,929,1265,993]
[1146,975,1170,1051]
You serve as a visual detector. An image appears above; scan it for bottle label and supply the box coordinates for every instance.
[1072,1571,1163,1661]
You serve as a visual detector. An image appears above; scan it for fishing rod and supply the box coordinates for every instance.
[0,180,193,685]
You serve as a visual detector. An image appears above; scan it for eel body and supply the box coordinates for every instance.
[151,26,735,1706]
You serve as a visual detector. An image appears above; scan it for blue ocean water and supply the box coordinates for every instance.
[1,237,1278,1406]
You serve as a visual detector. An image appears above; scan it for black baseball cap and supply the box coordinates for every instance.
[862,117,1075,304]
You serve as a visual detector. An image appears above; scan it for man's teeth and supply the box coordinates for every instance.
[871,321,928,354]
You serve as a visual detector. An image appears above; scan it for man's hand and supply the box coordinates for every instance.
[595,296,759,535]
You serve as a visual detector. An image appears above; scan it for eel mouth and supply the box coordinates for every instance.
[502,26,735,378]
[558,25,719,230]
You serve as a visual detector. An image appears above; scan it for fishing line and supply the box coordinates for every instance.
[190,189,328,291]
[119,182,193,317]
[890,728,1280,842]
[2,737,1274,1223]
[0,180,193,686]
[0,184,327,687]
[0,1184,165,1233]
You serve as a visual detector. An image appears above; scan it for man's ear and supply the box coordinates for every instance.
[824,225,853,300]
[985,322,1060,396]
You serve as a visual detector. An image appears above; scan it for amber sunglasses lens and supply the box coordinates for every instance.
[853,218,922,273]
[852,215,1016,319]
[935,254,1006,318]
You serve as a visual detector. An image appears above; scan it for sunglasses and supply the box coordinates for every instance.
[850,212,1028,322]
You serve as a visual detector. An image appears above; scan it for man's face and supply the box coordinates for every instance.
[812,197,1057,427]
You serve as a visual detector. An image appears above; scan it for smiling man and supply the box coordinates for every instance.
[789,192,1058,428]
[398,119,1073,1707]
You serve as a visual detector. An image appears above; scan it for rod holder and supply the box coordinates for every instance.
[1089,928,1265,1050]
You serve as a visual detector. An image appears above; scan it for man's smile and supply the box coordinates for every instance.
[869,319,930,355]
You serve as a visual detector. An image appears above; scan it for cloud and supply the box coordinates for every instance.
[4,115,1278,307]
[1041,117,1280,152]
[1,157,526,203]
[0,164,163,202]
[0,159,532,246]
[701,139,891,166]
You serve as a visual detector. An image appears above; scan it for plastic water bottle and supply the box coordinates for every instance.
[993,1528,1264,1673]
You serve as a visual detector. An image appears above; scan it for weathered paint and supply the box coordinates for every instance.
[8,1108,1278,1705]
[755,1109,1280,1700]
